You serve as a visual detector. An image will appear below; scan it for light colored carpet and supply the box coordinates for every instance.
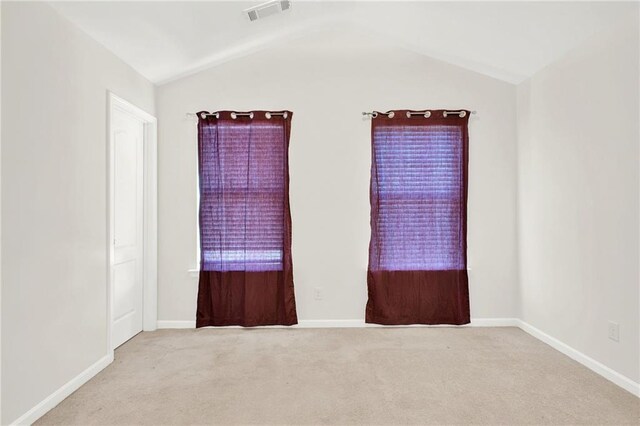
[37,327,639,425]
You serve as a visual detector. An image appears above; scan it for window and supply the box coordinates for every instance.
[195,110,297,327]
[371,124,465,271]
[366,109,470,325]
[198,115,286,272]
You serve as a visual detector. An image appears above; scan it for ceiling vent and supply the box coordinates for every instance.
[245,0,291,22]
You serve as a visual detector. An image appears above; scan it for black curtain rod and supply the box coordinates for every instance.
[186,111,289,119]
[362,110,477,118]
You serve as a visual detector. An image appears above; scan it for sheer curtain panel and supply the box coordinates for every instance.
[196,111,297,327]
[366,110,471,325]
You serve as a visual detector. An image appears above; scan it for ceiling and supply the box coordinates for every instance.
[49,1,634,85]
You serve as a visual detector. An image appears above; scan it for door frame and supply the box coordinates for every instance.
[107,91,158,354]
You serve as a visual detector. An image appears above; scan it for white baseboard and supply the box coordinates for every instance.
[155,320,368,329]
[156,320,196,329]
[299,320,364,328]
[11,352,114,425]
[156,318,520,329]
[155,320,366,329]
[517,320,640,397]
[300,318,520,328]
[469,318,520,327]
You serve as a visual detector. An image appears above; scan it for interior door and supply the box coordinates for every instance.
[111,107,144,349]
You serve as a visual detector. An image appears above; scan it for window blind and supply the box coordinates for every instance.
[370,125,465,271]
[199,121,286,271]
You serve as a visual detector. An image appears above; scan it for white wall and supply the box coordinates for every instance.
[0,2,3,422]
[1,2,155,423]
[156,30,519,323]
[517,14,640,384]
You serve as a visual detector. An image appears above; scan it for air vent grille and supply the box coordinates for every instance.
[245,0,292,22]
[247,10,259,21]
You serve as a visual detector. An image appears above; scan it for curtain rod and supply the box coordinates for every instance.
[186,111,289,119]
[362,110,477,118]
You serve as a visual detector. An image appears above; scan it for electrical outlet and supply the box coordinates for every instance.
[608,321,620,342]
[313,287,323,301]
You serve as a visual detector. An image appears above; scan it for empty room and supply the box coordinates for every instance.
[1,0,639,424]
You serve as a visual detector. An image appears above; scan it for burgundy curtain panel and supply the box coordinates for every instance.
[366,109,471,325]
[196,111,297,327]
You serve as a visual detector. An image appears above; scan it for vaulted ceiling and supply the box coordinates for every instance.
[49,1,633,85]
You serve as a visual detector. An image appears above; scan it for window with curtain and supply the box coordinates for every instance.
[196,110,297,327]
[199,119,285,272]
[366,109,470,325]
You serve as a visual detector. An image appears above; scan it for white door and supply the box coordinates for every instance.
[111,107,144,349]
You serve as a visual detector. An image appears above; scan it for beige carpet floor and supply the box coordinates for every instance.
[37,327,639,425]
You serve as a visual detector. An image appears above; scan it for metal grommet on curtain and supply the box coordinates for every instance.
[249,112,254,119]
[424,111,431,118]
[443,111,448,118]
[406,111,411,118]
[231,112,237,119]
[201,112,207,119]
[265,112,272,119]
[459,111,466,118]
[283,112,288,119]
[388,111,395,118]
